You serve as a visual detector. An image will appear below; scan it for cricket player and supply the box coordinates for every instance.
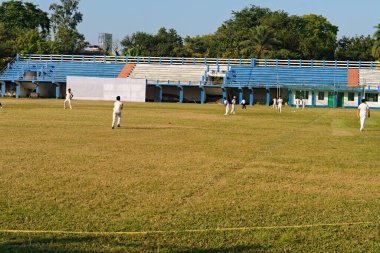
[64,88,73,109]
[357,99,370,132]
[224,99,230,116]
[230,96,237,114]
[112,96,123,129]
[241,98,247,110]
[277,96,283,113]
[272,97,277,109]
[295,98,300,109]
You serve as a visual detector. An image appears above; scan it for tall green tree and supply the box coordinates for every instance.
[298,14,338,59]
[372,23,380,60]
[0,1,51,68]
[0,0,50,33]
[49,0,87,54]
[335,36,374,61]
[121,27,184,57]
[241,25,278,58]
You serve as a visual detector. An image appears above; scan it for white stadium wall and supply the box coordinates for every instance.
[67,76,146,102]
[315,91,328,106]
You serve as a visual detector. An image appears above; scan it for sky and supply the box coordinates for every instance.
[2,0,380,45]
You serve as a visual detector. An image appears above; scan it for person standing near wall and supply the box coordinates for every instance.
[272,97,277,109]
[277,96,283,113]
[64,88,74,109]
[224,98,230,116]
[357,99,370,132]
[230,96,237,114]
[241,98,247,110]
[112,96,123,129]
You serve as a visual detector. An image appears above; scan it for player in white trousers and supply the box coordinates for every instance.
[277,96,283,113]
[230,96,237,114]
[224,99,230,115]
[272,97,277,109]
[64,88,73,109]
[357,99,370,132]
[112,96,123,129]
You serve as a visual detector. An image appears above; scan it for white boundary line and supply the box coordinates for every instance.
[0,222,376,236]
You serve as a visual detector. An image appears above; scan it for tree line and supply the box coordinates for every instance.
[0,0,86,68]
[1,1,380,69]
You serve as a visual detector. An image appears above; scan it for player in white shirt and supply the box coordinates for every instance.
[241,98,247,110]
[357,99,370,132]
[277,96,283,113]
[64,88,73,109]
[272,97,277,109]
[295,98,300,109]
[230,96,237,114]
[224,99,230,116]
[112,96,123,129]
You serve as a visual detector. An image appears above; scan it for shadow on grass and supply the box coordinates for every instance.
[176,244,265,253]
[0,234,265,252]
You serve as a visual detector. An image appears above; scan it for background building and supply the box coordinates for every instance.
[98,33,113,53]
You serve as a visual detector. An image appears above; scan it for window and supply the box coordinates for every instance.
[295,91,309,99]
[348,92,355,101]
[365,93,378,102]
[318,92,324,100]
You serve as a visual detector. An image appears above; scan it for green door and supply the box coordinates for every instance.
[337,93,344,107]
[328,92,334,107]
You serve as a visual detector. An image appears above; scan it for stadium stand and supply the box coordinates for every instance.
[128,64,207,84]
[0,54,379,108]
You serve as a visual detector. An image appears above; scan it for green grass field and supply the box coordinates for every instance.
[0,99,379,252]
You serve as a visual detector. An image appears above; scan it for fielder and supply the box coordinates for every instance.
[241,98,247,110]
[64,88,74,109]
[230,96,237,114]
[357,99,370,132]
[277,96,283,113]
[272,97,277,109]
[224,99,230,116]
[112,96,123,129]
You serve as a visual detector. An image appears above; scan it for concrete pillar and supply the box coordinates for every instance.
[266,87,270,106]
[1,82,5,97]
[200,86,205,104]
[55,83,60,99]
[249,88,254,105]
[178,86,183,103]
[238,88,243,104]
[358,90,362,106]
[311,90,315,107]
[222,88,227,102]
[15,83,20,98]
[36,83,40,94]
[288,90,293,106]
[156,85,162,102]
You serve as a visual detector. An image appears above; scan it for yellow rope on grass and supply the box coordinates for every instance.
[0,221,376,236]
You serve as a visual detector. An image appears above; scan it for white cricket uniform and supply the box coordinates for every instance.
[112,100,123,128]
[64,91,73,109]
[224,100,230,115]
[358,103,369,131]
[295,98,299,109]
[273,98,277,108]
[302,99,306,109]
[230,98,236,114]
[277,98,283,113]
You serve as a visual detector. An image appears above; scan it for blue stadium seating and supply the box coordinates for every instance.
[225,66,348,88]
[0,60,123,82]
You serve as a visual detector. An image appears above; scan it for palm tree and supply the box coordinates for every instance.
[372,23,380,60]
[241,25,278,58]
